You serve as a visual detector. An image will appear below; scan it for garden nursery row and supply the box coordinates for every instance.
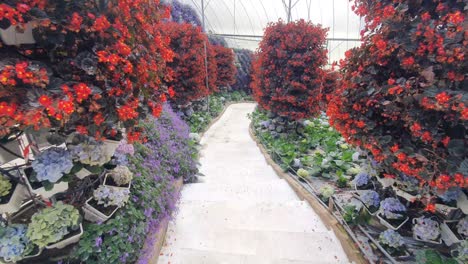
[0,0,467,264]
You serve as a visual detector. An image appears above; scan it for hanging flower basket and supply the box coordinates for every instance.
[45,223,83,249]
[0,22,36,46]
[82,197,119,223]
[0,181,28,214]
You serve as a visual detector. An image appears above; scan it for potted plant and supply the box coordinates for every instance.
[25,147,72,198]
[68,134,113,178]
[82,185,130,223]
[378,229,410,258]
[377,197,409,230]
[353,172,374,190]
[103,165,133,189]
[102,129,124,159]
[412,216,442,244]
[0,224,42,262]
[26,202,82,249]
[360,190,380,215]
[319,185,335,204]
[0,173,28,214]
[441,216,467,246]
[451,240,467,263]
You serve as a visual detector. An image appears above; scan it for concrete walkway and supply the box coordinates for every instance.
[159,103,350,264]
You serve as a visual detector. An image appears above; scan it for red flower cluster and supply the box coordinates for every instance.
[161,22,211,106]
[0,0,174,141]
[328,0,467,195]
[251,20,328,120]
[211,45,237,91]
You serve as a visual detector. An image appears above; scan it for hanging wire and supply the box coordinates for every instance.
[257,0,271,23]
[237,0,256,35]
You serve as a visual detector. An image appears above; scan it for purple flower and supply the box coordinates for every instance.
[361,191,380,208]
[354,172,370,187]
[380,198,406,219]
[95,236,103,247]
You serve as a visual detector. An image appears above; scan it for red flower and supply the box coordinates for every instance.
[424,203,436,213]
[152,104,163,117]
[74,83,92,102]
[168,87,175,98]
[435,92,450,105]
[93,16,111,32]
[93,113,105,126]
[76,125,88,135]
[58,100,74,115]
[117,105,138,121]
[401,57,415,67]
[38,95,52,107]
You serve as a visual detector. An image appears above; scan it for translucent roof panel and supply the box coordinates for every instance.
[177,0,364,64]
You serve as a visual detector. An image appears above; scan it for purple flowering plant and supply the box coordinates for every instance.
[361,190,380,211]
[380,198,406,220]
[74,104,196,263]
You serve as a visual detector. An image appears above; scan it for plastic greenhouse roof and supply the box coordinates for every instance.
[174,0,364,63]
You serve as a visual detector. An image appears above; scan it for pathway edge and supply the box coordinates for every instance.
[248,121,367,264]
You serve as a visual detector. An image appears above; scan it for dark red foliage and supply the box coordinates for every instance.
[319,70,341,111]
[212,45,237,90]
[251,19,328,120]
[328,0,467,193]
[162,22,211,106]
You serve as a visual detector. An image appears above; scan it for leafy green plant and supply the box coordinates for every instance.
[336,174,348,188]
[0,176,12,197]
[297,168,309,178]
[415,249,458,264]
[27,202,81,248]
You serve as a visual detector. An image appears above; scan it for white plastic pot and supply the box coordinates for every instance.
[82,197,118,223]
[45,223,83,249]
[377,211,409,231]
[103,139,120,158]
[75,168,92,179]
[441,220,463,246]
[103,173,131,190]
[0,184,28,214]
[25,179,69,199]
[0,22,36,46]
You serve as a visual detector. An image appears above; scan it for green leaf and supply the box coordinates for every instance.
[448,139,465,157]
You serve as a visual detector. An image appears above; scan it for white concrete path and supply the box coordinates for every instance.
[159,103,349,264]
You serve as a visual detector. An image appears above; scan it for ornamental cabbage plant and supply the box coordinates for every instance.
[251,19,328,120]
[31,147,73,183]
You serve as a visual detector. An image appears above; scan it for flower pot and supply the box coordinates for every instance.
[441,220,465,246]
[379,244,411,259]
[45,223,83,249]
[376,176,395,188]
[26,179,69,199]
[75,167,92,179]
[412,217,442,245]
[377,211,409,230]
[0,22,36,46]
[393,187,419,202]
[103,139,120,158]
[351,191,379,216]
[18,246,43,261]
[82,197,118,223]
[103,173,131,190]
[354,181,374,191]
[0,183,28,214]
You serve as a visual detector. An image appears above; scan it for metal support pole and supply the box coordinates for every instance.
[287,0,292,22]
[201,0,210,112]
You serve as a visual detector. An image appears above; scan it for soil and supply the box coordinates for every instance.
[447,221,465,240]
[24,167,43,190]
[0,181,17,204]
[104,176,130,188]
[356,182,374,190]
[382,214,407,228]
[89,198,118,216]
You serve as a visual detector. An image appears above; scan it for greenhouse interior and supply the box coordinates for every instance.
[0,0,466,263]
